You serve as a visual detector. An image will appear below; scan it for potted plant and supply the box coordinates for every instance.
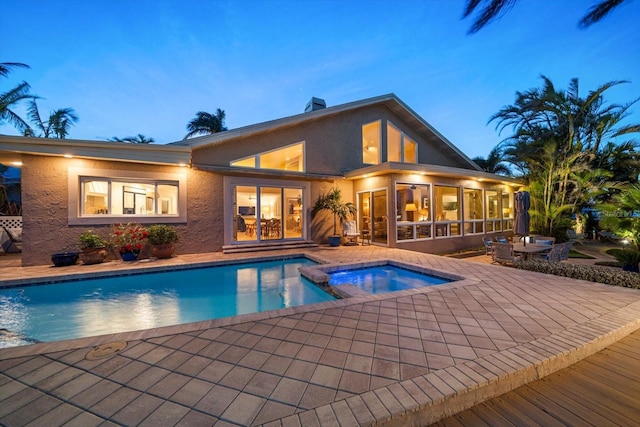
[78,230,108,265]
[147,224,179,259]
[311,187,357,247]
[110,223,148,261]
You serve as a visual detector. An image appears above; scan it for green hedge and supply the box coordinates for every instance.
[516,260,640,289]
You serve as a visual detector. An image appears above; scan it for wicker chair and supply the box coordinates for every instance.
[491,243,522,265]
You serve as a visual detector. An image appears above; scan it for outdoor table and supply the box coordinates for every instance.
[512,243,552,260]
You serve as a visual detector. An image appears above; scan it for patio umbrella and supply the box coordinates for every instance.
[513,191,531,245]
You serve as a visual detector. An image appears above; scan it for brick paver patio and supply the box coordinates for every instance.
[1,245,639,425]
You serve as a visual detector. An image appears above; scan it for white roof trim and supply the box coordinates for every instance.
[0,135,191,166]
[344,162,521,186]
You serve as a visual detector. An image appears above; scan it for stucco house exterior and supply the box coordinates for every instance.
[0,94,521,266]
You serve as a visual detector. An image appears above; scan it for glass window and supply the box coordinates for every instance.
[387,124,402,162]
[404,137,417,163]
[230,157,256,168]
[386,122,417,164]
[362,121,381,165]
[233,185,303,243]
[395,183,431,241]
[502,192,514,230]
[485,190,501,232]
[80,178,179,217]
[463,188,484,235]
[434,185,461,237]
[230,142,304,172]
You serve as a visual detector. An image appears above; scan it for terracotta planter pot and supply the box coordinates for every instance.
[151,243,175,259]
[79,247,108,265]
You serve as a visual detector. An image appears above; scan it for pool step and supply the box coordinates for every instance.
[222,241,318,254]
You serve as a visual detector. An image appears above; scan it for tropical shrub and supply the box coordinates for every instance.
[516,260,640,289]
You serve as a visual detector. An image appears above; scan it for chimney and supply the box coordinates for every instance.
[305,97,326,113]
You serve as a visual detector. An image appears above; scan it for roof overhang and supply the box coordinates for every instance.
[0,135,191,166]
[192,163,343,181]
[344,162,522,187]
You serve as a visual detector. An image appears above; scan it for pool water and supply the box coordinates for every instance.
[0,258,334,347]
[329,265,451,294]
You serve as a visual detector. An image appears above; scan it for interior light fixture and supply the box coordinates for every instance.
[63,154,73,159]
[410,184,417,190]
[11,161,22,166]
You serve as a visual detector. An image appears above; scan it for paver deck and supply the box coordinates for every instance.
[1,245,640,426]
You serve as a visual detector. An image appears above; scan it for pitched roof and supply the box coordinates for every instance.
[172,93,483,171]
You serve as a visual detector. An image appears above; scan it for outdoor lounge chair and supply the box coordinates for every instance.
[491,242,522,265]
[1,226,22,254]
[342,220,360,246]
[598,231,622,242]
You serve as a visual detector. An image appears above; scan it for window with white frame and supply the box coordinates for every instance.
[362,121,381,165]
[463,188,484,235]
[485,190,501,232]
[502,192,514,230]
[69,167,186,225]
[387,122,417,163]
[395,183,431,241]
[434,185,461,237]
[230,142,304,172]
[80,178,179,216]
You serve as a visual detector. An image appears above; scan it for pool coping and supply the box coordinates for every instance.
[299,258,465,299]
[0,255,479,359]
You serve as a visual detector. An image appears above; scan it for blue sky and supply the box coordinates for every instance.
[2,0,639,159]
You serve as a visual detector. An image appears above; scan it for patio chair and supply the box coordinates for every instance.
[560,241,573,261]
[495,235,508,244]
[483,238,493,255]
[342,220,360,246]
[533,243,563,262]
[1,226,22,254]
[491,242,522,265]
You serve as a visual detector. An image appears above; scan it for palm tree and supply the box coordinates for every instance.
[25,98,78,138]
[463,0,628,34]
[0,62,33,134]
[184,108,227,139]
[490,76,640,235]
[109,134,155,144]
[471,146,512,175]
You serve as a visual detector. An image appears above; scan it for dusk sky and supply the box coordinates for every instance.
[2,0,639,159]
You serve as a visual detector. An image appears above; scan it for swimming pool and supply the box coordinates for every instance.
[0,258,334,347]
[329,264,452,294]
